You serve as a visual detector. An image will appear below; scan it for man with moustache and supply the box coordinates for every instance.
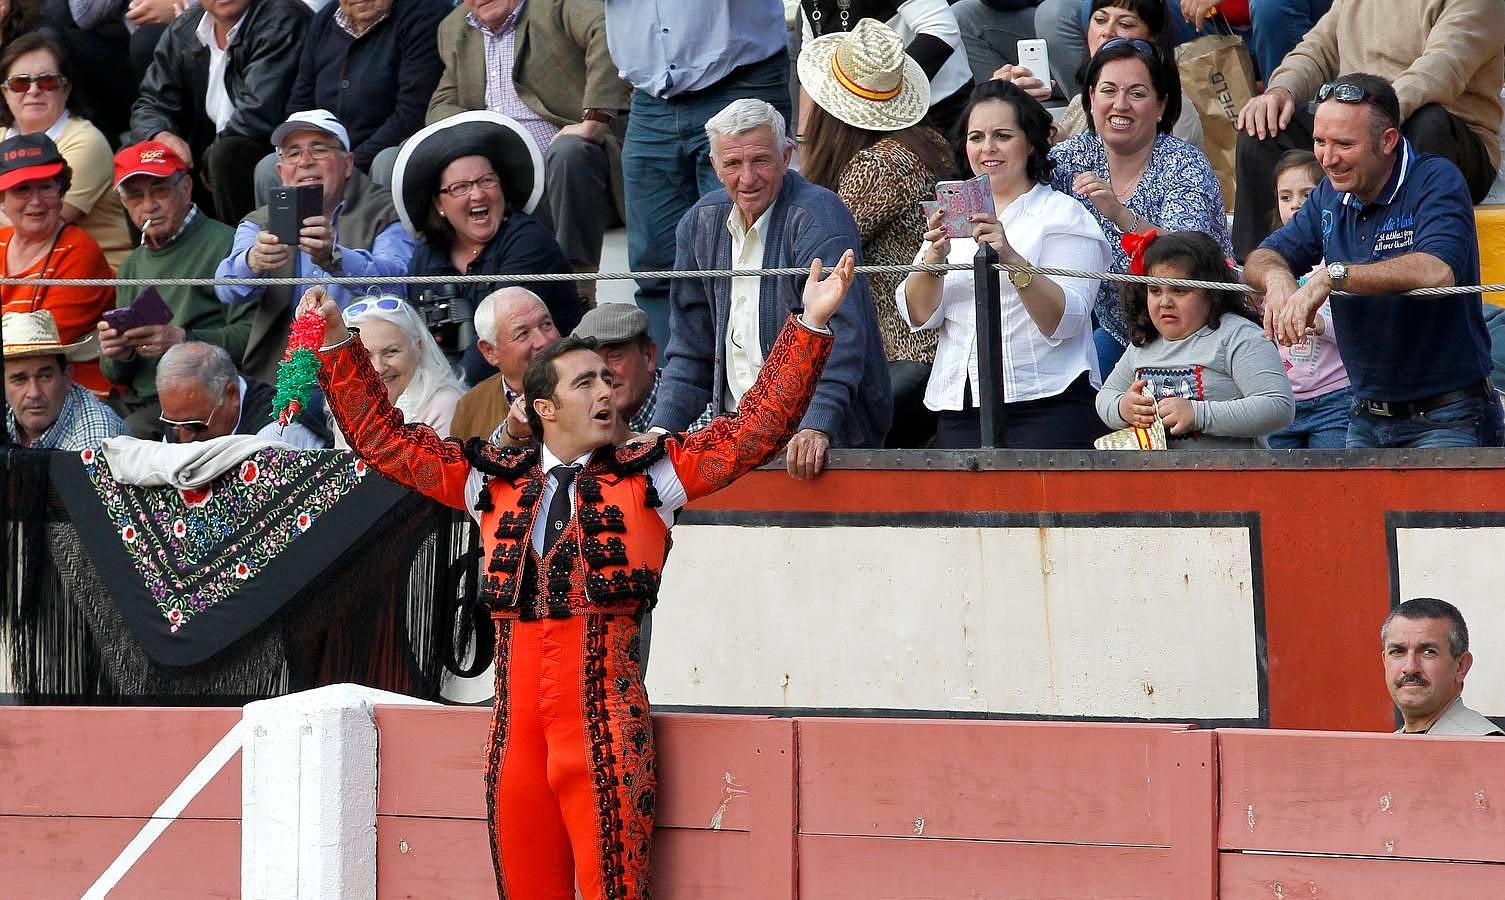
[1382,597,1502,736]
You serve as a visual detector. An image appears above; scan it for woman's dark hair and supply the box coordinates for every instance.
[0,0,41,45]
[951,79,1055,185]
[1075,0,1172,100]
[522,334,600,436]
[1121,231,1255,347]
[799,102,952,192]
[0,32,83,129]
[1081,39,1182,136]
[1088,0,1168,43]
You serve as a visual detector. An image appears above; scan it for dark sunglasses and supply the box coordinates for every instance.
[1098,37,1157,58]
[158,416,214,437]
[1316,81,1370,104]
[4,73,69,94]
[160,392,226,438]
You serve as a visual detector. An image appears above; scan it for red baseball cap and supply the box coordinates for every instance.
[113,140,189,189]
[0,133,65,192]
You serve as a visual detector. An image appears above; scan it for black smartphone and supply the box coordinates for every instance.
[267,183,324,252]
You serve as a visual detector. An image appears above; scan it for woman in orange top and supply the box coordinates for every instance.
[0,131,112,397]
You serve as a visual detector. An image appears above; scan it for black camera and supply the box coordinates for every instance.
[412,285,470,355]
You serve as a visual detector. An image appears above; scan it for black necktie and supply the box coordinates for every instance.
[542,465,578,555]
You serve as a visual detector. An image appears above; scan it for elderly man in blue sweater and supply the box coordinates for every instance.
[651,99,892,479]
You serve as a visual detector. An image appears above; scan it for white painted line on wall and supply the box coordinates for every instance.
[81,721,245,899]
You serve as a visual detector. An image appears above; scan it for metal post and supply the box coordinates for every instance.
[973,242,1006,448]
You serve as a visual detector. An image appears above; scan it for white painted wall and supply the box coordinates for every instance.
[1394,528,1505,717]
[649,525,1262,720]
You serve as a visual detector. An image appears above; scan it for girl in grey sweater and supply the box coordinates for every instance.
[1096,232,1294,448]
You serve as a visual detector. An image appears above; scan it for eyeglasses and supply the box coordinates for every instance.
[120,173,185,203]
[344,296,407,319]
[438,173,501,197]
[278,142,342,163]
[1098,37,1157,57]
[159,391,226,438]
[5,181,62,200]
[4,73,68,94]
[1316,81,1370,104]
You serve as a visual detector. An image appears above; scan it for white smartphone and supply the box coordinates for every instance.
[1017,39,1051,81]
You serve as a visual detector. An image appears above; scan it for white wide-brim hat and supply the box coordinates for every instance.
[798,18,931,132]
[2,309,97,361]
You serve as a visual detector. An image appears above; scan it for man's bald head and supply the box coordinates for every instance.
[475,287,561,388]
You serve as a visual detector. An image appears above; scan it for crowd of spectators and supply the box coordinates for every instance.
[3,0,1505,462]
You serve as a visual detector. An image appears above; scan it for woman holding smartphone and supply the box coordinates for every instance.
[898,79,1110,449]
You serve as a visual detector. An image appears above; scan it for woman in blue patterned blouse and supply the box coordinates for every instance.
[1048,38,1232,377]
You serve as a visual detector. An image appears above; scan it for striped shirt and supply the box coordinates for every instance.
[470,3,558,156]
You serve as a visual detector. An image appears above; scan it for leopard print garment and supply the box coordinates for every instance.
[836,133,948,365]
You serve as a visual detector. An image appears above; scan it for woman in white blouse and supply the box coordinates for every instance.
[898,80,1111,449]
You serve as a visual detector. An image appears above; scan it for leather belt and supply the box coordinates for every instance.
[1358,382,1491,418]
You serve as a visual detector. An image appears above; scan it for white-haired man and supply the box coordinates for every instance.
[651,98,893,479]
[450,286,561,442]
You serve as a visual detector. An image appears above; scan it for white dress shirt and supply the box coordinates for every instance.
[897,182,1110,411]
[724,205,774,411]
[195,11,244,133]
[461,442,689,533]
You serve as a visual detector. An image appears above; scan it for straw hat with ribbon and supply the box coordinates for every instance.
[2,310,98,361]
[798,18,931,132]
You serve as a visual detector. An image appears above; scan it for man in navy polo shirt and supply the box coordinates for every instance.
[1247,73,1499,449]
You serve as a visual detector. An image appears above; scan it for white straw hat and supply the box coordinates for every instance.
[2,310,97,361]
[798,18,931,132]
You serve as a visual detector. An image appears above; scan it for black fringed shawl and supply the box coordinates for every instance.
[2,448,477,704]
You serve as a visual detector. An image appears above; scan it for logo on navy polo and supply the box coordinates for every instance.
[1321,209,1334,241]
[1373,213,1416,257]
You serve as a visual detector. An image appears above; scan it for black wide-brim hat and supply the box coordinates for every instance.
[391,111,545,237]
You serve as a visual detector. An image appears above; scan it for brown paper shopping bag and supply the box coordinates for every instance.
[1175,31,1257,209]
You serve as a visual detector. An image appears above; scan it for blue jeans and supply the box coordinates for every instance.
[1248,0,1332,84]
[622,52,791,357]
[1093,326,1127,381]
[1345,393,1505,449]
[1268,387,1352,449]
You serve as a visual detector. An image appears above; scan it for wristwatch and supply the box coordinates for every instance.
[1325,261,1349,288]
[1008,269,1034,290]
[324,245,344,274]
[581,108,617,124]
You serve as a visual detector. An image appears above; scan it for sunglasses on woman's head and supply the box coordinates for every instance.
[345,296,407,319]
[4,73,68,94]
[1098,37,1157,57]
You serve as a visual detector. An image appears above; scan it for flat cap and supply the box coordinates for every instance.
[572,303,650,345]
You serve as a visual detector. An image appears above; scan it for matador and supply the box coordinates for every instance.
[303,251,854,898]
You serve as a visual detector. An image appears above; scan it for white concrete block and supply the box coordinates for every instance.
[241,684,437,900]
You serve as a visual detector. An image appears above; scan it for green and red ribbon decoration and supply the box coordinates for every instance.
[274,310,326,426]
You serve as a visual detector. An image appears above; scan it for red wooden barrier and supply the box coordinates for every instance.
[372,707,799,899]
[2,706,1501,897]
[0,707,241,899]
[794,719,1211,898]
[1216,728,1505,895]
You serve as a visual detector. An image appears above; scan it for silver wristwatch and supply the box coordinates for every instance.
[1325,261,1349,288]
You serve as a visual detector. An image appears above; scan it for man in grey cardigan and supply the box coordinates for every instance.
[651,99,892,479]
